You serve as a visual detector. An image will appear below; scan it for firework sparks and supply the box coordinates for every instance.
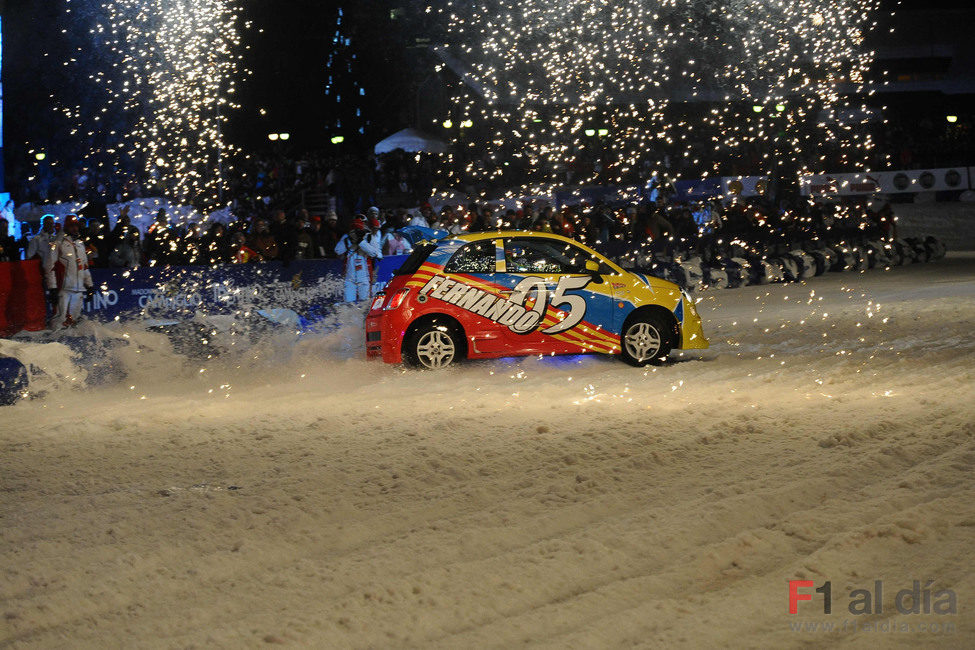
[440,0,882,193]
[62,0,246,209]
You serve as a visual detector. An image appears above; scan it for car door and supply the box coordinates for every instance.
[439,238,509,354]
[496,236,621,356]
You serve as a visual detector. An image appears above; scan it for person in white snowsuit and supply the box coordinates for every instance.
[334,218,381,302]
[364,214,386,297]
[27,215,58,261]
[408,209,430,228]
[43,215,94,329]
[365,213,385,255]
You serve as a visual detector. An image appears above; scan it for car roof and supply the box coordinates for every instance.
[442,230,627,275]
[449,230,582,246]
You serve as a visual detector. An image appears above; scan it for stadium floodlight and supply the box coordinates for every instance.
[331,135,345,144]
[597,128,609,136]
[35,152,47,161]
[268,133,279,141]
[775,104,786,112]
[460,120,474,128]
[752,105,764,113]
[279,133,290,141]
[946,115,958,123]
[584,129,596,137]
[442,119,453,129]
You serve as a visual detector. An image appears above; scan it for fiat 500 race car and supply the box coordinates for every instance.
[365,231,708,368]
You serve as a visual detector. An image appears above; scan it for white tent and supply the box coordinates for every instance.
[374,128,450,155]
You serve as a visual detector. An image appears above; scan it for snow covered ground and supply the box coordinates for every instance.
[2,255,974,648]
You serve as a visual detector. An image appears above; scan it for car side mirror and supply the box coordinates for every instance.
[585,259,604,283]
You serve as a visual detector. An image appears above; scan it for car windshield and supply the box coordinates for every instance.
[393,241,437,276]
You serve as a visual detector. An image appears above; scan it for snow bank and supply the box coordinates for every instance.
[1,255,973,647]
[0,337,89,396]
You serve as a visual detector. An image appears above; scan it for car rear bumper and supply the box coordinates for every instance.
[365,313,405,363]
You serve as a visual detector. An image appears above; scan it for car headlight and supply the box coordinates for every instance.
[680,287,701,316]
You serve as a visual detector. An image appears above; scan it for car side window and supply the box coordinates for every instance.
[504,238,593,274]
[444,240,496,274]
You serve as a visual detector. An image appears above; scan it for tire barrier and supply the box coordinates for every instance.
[632,236,948,291]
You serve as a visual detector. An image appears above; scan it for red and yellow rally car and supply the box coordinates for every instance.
[366,231,708,368]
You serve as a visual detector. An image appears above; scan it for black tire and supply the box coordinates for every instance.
[620,312,673,367]
[888,243,904,266]
[809,251,827,276]
[402,318,464,369]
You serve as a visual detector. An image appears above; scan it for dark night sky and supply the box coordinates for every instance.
[3,1,348,153]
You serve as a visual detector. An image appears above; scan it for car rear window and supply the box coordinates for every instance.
[393,241,438,276]
[445,240,496,274]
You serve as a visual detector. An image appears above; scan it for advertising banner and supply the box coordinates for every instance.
[673,177,768,201]
[722,176,769,198]
[82,256,409,324]
[674,178,723,200]
[0,260,47,336]
[799,168,972,196]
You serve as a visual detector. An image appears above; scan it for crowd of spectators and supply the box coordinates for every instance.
[6,188,898,277]
[7,206,344,268]
[5,107,955,275]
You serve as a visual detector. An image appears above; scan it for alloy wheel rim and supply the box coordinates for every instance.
[416,330,456,368]
[624,322,661,362]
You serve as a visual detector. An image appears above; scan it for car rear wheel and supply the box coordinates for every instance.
[403,320,463,369]
[620,313,672,366]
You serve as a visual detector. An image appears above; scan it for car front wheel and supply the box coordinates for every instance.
[620,314,672,366]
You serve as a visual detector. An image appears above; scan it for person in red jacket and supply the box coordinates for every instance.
[231,231,261,263]
[43,215,94,329]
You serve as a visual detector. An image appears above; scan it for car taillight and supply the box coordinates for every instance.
[384,288,410,310]
[370,294,386,311]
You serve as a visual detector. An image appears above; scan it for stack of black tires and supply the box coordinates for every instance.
[629,236,947,291]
